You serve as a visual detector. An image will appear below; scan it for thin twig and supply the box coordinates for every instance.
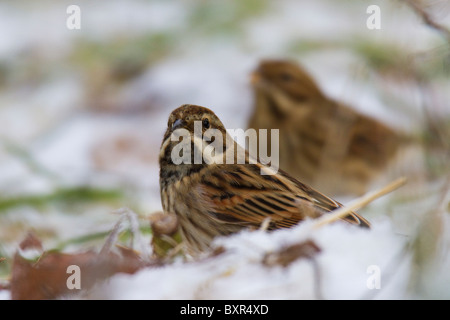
[99,207,151,260]
[402,0,450,43]
[99,213,127,257]
[313,177,407,229]
[402,173,450,296]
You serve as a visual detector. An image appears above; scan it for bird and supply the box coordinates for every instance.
[159,104,370,255]
[248,59,402,197]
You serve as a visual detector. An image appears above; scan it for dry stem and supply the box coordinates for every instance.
[313,177,407,229]
[402,0,450,42]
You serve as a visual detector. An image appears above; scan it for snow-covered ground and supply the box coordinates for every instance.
[82,220,412,300]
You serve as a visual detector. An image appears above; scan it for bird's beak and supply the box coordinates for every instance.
[172,118,185,130]
[250,70,261,85]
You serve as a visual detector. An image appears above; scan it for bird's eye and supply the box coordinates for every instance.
[280,72,293,82]
[202,118,210,129]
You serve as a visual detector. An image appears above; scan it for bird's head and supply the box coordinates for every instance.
[251,59,324,103]
[160,104,230,167]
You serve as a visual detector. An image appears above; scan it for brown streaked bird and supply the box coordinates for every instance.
[159,104,370,255]
[248,59,402,197]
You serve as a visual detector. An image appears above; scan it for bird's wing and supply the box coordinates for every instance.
[194,164,370,229]
[289,175,371,227]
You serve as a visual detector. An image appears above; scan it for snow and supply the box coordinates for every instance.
[82,219,413,299]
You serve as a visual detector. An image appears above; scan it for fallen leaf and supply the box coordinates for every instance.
[10,233,148,300]
[263,240,321,268]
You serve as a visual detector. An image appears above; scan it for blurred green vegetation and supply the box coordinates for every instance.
[352,39,414,76]
[353,39,450,79]
[70,32,176,82]
[53,224,151,251]
[0,186,123,214]
[288,39,339,55]
[188,0,269,37]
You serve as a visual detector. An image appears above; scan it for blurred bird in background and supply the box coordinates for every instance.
[248,59,406,197]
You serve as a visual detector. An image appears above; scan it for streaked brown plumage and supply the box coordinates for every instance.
[248,59,402,196]
[159,104,369,255]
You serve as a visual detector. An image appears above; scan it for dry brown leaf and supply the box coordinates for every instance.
[10,233,148,300]
[263,239,321,268]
